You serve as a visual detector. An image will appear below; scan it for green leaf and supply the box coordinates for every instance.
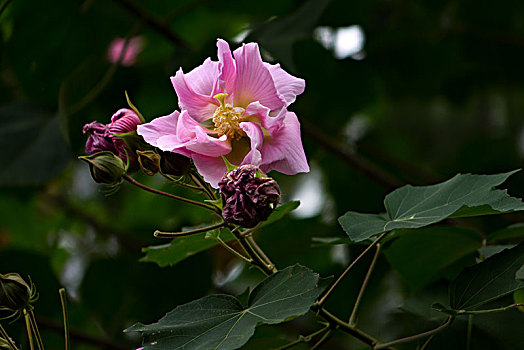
[140,227,235,267]
[384,227,482,290]
[125,91,146,123]
[517,265,524,281]
[449,243,524,310]
[125,265,327,350]
[339,170,524,242]
[260,201,300,228]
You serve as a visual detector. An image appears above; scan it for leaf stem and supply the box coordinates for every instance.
[124,174,219,212]
[215,234,252,264]
[457,304,524,315]
[24,309,35,350]
[272,325,330,350]
[0,322,18,350]
[374,316,455,349]
[466,314,473,350]
[189,171,217,200]
[310,327,334,350]
[349,243,381,326]
[59,289,70,350]
[162,174,202,191]
[317,231,388,306]
[246,236,277,273]
[154,222,226,238]
[28,310,45,350]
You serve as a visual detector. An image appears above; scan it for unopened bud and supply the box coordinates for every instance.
[160,151,191,176]
[218,165,280,228]
[137,150,161,176]
[83,109,142,166]
[79,151,126,185]
[0,273,31,318]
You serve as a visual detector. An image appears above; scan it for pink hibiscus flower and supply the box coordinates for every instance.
[137,39,309,187]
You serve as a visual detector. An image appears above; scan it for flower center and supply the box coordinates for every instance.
[212,94,245,140]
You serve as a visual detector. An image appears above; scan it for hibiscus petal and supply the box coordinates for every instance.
[264,63,305,106]
[136,111,180,150]
[239,122,263,166]
[232,43,285,110]
[185,58,220,96]
[192,154,228,188]
[243,101,271,119]
[171,68,218,122]
[217,39,236,96]
[259,111,310,175]
[185,127,231,157]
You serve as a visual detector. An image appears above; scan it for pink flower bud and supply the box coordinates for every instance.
[83,109,141,165]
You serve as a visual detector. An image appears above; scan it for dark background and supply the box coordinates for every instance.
[1,0,524,349]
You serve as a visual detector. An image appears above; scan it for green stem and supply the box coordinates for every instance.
[375,316,454,349]
[24,309,35,350]
[162,174,202,191]
[246,236,276,273]
[272,325,330,350]
[59,289,70,350]
[419,334,435,350]
[0,323,18,350]
[154,222,226,238]
[317,231,388,306]
[124,175,219,213]
[28,311,45,350]
[215,234,252,264]
[310,328,334,350]
[189,172,217,200]
[349,243,381,326]
[466,314,473,350]
[457,304,524,315]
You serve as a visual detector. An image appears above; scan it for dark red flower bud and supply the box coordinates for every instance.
[218,165,280,228]
[83,109,141,165]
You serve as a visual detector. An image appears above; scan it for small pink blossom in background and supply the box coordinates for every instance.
[137,39,309,187]
[107,36,144,67]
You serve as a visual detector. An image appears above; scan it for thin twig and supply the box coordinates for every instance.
[0,0,12,17]
[215,235,252,264]
[0,323,18,350]
[28,311,44,350]
[419,334,435,350]
[310,327,334,350]
[466,315,473,350]
[162,174,202,190]
[124,174,218,212]
[317,231,388,307]
[112,0,190,49]
[375,316,454,349]
[59,289,70,350]
[189,171,217,200]
[23,310,34,350]
[272,325,330,350]
[349,243,381,326]
[154,222,226,238]
[457,304,524,315]
[246,236,277,272]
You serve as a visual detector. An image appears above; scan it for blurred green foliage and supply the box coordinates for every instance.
[2,0,524,348]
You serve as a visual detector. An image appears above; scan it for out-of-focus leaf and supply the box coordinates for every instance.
[125,265,327,350]
[384,227,482,290]
[400,284,449,321]
[339,171,524,242]
[140,227,235,268]
[0,104,71,186]
[450,243,524,310]
[487,224,524,244]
